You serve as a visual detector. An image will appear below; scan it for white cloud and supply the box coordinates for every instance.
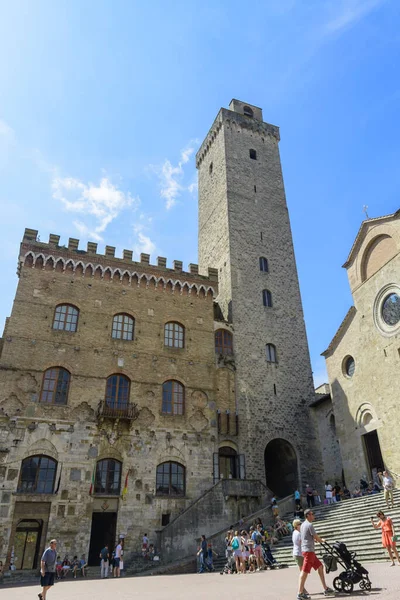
[158,140,199,210]
[0,119,15,140]
[323,0,386,35]
[132,222,156,257]
[52,176,139,240]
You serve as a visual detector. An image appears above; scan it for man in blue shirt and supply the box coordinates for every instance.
[39,539,57,600]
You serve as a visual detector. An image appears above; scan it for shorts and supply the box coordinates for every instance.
[294,555,304,567]
[302,552,322,574]
[254,546,262,558]
[114,557,120,567]
[233,549,242,557]
[41,572,55,587]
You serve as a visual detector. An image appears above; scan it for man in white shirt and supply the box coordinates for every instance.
[114,540,123,578]
[382,471,395,509]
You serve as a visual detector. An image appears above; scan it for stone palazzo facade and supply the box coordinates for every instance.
[323,210,400,490]
[0,100,323,569]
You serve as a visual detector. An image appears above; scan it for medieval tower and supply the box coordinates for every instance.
[197,99,322,495]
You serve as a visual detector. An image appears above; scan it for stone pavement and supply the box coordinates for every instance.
[5,562,400,600]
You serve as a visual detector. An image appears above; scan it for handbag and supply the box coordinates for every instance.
[392,535,399,542]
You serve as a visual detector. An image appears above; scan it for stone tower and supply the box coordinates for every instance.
[197,99,322,495]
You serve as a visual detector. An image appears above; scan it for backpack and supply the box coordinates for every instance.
[231,537,239,550]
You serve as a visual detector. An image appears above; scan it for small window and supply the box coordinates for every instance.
[162,380,184,415]
[209,162,213,175]
[215,329,233,355]
[243,106,253,118]
[249,149,257,160]
[112,314,134,341]
[94,459,122,495]
[105,374,130,409]
[259,257,268,272]
[156,462,185,496]
[343,356,355,378]
[53,304,79,332]
[262,289,273,307]
[18,455,57,494]
[40,367,70,405]
[266,343,277,363]
[164,322,184,349]
[161,513,171,526]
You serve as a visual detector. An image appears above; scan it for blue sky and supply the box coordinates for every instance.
[1,0,399,386]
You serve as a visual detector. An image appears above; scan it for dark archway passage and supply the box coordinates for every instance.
[264,438,298,497]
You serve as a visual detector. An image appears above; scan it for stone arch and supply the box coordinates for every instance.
[113,269,122,282]
[24,252,34,267]
[24,438,59,461]
[121,271,130,286]
[35,255,44,269]
[45,256,55,271]
[84,264,94,277]
[55,258,64,273]
[103,268,112,282]
[65,260,74,274]
[75,262,84,276]
[139,274,148,288]
[264,438,298,497]
[356,402,378,428]
[361,234,397,282]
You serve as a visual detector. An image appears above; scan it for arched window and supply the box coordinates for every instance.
[266,343,277,363]
[94,459,122,495]
[40,368,70,405]
[105,374,130,409]
[215,329,233,355]
[164,322,184,349]
[243,106,254,118]
[112,314,135,341]
[156,462,185,496]
[262,289,273,307]
[259,257,269,272]
[18,455,57,494]
[162,380,184,415]
[52,304,79,332]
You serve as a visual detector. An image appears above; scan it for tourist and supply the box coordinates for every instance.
[0,560,4,583]
[71,556,80,578]
[251,525,265,571]
[371,511,400,566]
[197,534,209,573]
[207,542,217,571]
[55,556,62,580]
[99,544,109,578]
[292,520,310,599]
[305,484,314,508]
[325,481,333,505]
[382,471,395,509]
[231,530,244,574]
[271,497,279,517]
[274,516,289,538]
[294,489,301,508]
[79,554,87,577]
[39,538,57,600]
[313,488,321,505]
[352,486,362,498]
[297,509,334,599]
[61,555,71,577]
[334,482,341,502]
[142,533,149,556]
[360,477,369,495]
[225,530,233,559]
[114,539,123,578]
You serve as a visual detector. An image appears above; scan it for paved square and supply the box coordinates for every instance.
[5,563,400,600]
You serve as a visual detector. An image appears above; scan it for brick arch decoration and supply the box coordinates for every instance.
[23,252,216,297]
[356,402,378,428]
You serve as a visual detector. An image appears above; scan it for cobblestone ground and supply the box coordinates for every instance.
[6,562,400,600]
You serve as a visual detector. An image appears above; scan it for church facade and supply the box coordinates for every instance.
[0,100,322,569]
[323,210,400,490]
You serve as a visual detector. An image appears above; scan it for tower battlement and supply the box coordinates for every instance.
[20,228,218,294]
[196,101,280,168]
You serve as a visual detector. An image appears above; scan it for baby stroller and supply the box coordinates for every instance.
[320,541,372,593]
[262,543,287,569]
[220,554,236,574]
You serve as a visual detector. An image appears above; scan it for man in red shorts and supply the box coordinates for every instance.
[297,509,335,600]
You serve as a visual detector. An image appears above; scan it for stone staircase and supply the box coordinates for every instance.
[271,490,400,565]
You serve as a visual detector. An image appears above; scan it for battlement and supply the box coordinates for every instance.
[20,229,218,295]
[196,103,280,168]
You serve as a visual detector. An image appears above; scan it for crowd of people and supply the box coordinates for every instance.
[55,554,87,579]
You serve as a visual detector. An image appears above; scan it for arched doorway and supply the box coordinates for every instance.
[13,519,43,569]
[264,439,298,497]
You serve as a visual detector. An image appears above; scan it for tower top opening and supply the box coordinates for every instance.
[228,99,263,122]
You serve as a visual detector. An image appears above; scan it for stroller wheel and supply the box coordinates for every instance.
[364,581,371,592]
[359,580,365,590]
[341,580,354,594]
[333,577,342,592]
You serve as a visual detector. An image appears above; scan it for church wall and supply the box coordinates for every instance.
[325,250,400,491]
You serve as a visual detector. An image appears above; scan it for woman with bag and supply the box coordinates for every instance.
[371,511,400,566]
[231,530,245,574]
